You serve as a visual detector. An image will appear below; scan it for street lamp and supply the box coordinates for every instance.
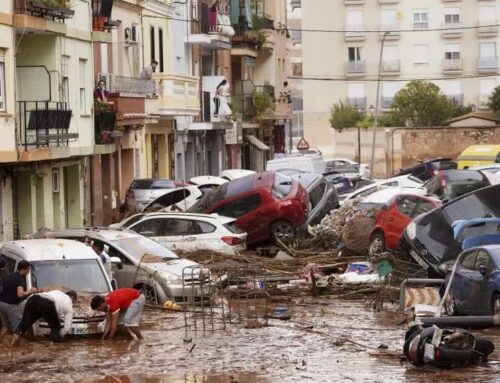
[369,31,390,179]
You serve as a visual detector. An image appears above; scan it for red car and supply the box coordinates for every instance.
[188,171,309,245]
[369,193,440,256]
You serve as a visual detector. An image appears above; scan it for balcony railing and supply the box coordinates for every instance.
[443,58,462,72]
[155,74,200,116]
[208,11,235,37]
[380,24,401,39]
[98,73,156,95]
[232,80,257,121]
[442,22,462,37]
[15,0,75,21]
[478,57,498,72]
[478,20,498,36]
[346,97,367,109]
[17,101,76,150]
[94,105,116,145]
[345,60,365,74]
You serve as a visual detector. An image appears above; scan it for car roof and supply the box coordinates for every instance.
[290,173,322,189]
[221,169,256,179]
[361,187,428,203]
[44,228,143,242]
[189,176,228,185]
[2,239,98,261]
[133,212,236,224]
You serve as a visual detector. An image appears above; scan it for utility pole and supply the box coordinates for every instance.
[369,31,389,179]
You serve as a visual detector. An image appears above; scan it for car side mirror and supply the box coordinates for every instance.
[110,256,123,270]
[479,265,488,276]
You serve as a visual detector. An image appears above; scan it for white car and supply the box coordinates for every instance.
[220,169,255,180]
[340,174,424,205]
[471,164,500,175]
[189,176,228,193]
[324,158,371,178]
[124,212,247,254]
[143,186,203,212]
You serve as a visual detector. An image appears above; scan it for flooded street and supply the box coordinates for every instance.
[2,300,500,382]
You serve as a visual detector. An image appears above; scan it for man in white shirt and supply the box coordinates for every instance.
[10,290,77,346]
[92,240,113,281]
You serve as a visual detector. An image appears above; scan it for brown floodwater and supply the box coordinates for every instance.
[1,300,500,383]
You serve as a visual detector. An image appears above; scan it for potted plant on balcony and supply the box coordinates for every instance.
[29,0,75,19]
[252,90,275,120]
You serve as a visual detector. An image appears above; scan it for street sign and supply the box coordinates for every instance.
[296,137,310,151]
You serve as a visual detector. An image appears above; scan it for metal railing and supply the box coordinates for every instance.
[442,21,462,34]
[94,107,116,145]
[345,60,366,73]
[443,58,462,71]
[17,101,76,149]
[14,0,75,21]
[97,73,156,95]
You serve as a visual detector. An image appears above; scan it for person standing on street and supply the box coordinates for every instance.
[0,261,37,343]
[90,288,145,341]
[10,290,77,346]
[92,240,113,281]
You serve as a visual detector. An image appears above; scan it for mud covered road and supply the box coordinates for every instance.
[2,300,500,383]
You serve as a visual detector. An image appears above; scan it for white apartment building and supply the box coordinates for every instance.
[303,0,500,156]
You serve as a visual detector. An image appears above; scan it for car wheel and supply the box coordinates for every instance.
[491,294,500,315]
[444,292,458,316]
[271,220,295,242]
[137,284,158,305]
[369,232,385,257]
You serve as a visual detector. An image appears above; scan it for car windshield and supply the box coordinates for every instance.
[112,237,179,261]
[445,180,488,199]
[130,179,176,189]
[272,173,293,198]
[434,161,457,171]
[31,259,110,293]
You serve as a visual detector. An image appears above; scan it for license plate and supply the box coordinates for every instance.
[424,343,435,361]
[72,327,90,335]
[410,250,429,269]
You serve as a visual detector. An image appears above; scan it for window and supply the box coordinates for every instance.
[444,9,460,24]
[381,9,397,28]
[131,218,166,237]
[347,83,365,108]
[150,26,156,63]
[414,199,435,216]
[145,189,191,211]
[104,246,134,266]
[480,78,497,100]
[213,194,261,218]
[309,182,326,209]
[346,10,363,27]
[273,173,293,198]
[382,82,399,108]
[444,44,460,60]
[479,6,496,24]
[413,11,429,30]
[480,42,496,58]
[0,49,6,111]
[413,44,429,64]
[475,250,491,270]
[461,251,477,270]
[196,221,216,234]
[159,28,164,73]
[396,196,420,217]
[79,59,87,113]
[348,47,362,62]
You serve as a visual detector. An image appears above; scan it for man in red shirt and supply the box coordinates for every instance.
[90,288,145,340]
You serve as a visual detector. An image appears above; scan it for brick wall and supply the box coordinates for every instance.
[216,49,231,81]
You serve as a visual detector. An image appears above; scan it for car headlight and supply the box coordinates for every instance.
[406,222,417,241]
[157,271,182,285]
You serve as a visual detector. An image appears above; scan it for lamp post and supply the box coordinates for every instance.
[369,31,389,179]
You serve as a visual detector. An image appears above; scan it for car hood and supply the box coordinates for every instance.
[139,257,200,277]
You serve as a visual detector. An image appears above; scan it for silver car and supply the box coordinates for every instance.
[38,229,210,304]
[125,179,180,210]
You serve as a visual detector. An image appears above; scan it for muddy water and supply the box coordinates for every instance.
[1,300,500,382]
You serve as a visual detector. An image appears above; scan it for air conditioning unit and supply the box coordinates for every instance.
[125,25,140,43]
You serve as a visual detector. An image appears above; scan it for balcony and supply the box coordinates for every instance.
[100,74,156,96]
[381,59,401,75]
[94,105,117,145]
[207,11,235,50]
[14,0,74,34]
[345,61,366,77]
[379,25,401,40]
[231,24,258,58]
[477,20,498,37]
[232,80,257,122]
[199,76,233,126]
[346,97,367,110]
[17,101,76,150]
[446,94,464,106]
[442,22,462,38]
[478,57,498,73]
[345,25,365,42]
[443,58,463,74]
[155,74,200,117]
[92,0,116,33]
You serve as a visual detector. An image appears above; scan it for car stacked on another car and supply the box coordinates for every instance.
[125,179,187,210]
[143,185,203,212]
[188,171,309,245]
[395,158,457,181]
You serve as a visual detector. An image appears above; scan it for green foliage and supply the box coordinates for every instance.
[391,80,454,127]
[329,101,363,132]
[377,112,405,127]
[245,29,268,50]
[36,0,73,9]
[450,101,473,119]
[488,86,500,113]
[252,90,275,117]
[356,117,371,129]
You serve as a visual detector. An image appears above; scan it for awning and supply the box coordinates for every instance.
[245,134,270,151]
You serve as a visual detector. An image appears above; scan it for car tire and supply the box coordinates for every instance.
[137,284,158,305]
[444,292,458,316]
[491,294,500,315]
[270,220,295,242]
[369,232,385,257]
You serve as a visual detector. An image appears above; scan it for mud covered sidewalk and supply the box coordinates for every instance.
[2,300,500,383]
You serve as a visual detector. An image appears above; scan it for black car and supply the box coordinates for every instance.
[396,158,457,181]
[400,184,500,276]
[424,169,492,201]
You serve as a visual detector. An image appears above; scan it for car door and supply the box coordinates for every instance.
[161,218,198,252]
[470,250,495,313]
[384,196,418,249]
[106,243,136,289]
[451,250,478,314]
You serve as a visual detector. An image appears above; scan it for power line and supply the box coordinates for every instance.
[289,73,500,82]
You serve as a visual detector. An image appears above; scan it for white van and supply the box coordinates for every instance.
[266,153,325,174]
[0,239,113,336]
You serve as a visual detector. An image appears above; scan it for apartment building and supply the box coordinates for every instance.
[302,0,500,156]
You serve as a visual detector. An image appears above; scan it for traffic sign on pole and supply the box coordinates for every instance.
[296,137,310,151]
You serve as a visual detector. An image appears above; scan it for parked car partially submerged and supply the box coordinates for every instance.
[369,193,440,256]
[38,229,209,304]
[189,171,308,245]
[401,184,500,276]
[0,239,113,336]
[124,212,247,254]
[443,245,500,316]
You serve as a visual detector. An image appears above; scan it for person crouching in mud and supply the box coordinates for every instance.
[90,288,145,340]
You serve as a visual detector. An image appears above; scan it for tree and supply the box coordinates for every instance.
[329,101,363,132]
[488,85,500,112]
[391,80,454,127]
